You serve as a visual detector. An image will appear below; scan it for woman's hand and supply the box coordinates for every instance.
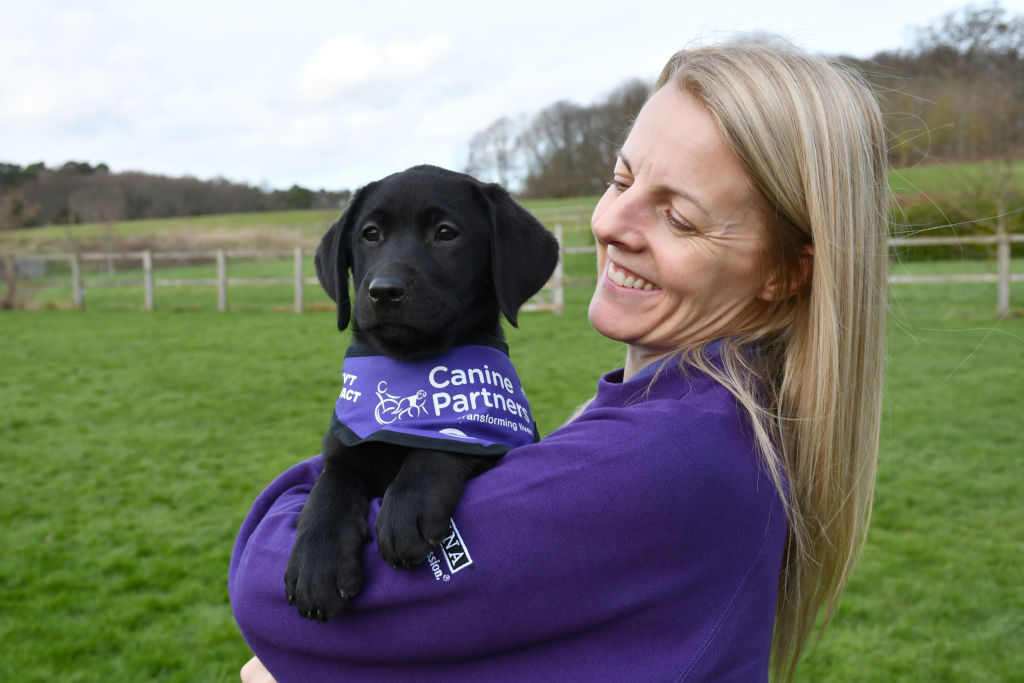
[240,656,276,683]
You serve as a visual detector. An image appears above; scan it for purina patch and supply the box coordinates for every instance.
[439,518,473,574]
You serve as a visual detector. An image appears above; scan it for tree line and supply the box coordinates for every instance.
[859,2,1024,168]
[466,2,1024,198]
[0,161,350,230]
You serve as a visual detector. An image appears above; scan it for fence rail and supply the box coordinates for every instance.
[888,232,1024,317]
[3,227,1022,316]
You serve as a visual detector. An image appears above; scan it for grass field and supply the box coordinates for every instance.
[2,190,1023,680]
[2,260,1022,680]
[888,159,1024,200]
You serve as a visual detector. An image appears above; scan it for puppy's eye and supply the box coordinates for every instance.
[434,223,459,242]
[361,225,380,242]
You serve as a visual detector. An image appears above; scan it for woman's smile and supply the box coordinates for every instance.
[604,259,660,291]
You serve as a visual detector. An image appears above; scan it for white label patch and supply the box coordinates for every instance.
[440,518,473,574]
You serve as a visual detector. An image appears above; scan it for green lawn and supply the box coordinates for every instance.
[889,159,1024,199]
[0,209,341,254]
[1,266,1022,680]
[0,199,599,256]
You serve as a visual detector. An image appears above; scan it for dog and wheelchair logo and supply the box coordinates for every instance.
[372,380,473,438]
[373,381,427,425]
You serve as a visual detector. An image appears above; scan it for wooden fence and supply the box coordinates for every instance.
[887,233,1024,317]
[0,226,567,315]
[3,227,1022,317]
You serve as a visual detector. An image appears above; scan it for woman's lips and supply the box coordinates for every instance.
[606,260,660,291]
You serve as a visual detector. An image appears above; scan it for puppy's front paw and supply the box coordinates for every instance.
[375,490,451,570]
[284,523,367,622]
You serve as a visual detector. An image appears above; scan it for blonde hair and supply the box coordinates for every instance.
[655,42,889,680]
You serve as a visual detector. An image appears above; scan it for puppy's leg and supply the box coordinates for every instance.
[284,434,370,622]
[376,450,494,569]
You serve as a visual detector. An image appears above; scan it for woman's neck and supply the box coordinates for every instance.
[624,347,673,381]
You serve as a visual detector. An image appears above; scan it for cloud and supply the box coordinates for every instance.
[298,34,456,106]
[3,0,977,192]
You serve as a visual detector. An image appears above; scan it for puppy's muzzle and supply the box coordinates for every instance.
[368,277,408,305]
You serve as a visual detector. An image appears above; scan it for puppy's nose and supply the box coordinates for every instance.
[368,277,407,304]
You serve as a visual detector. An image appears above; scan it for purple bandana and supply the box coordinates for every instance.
[331,338,538,456]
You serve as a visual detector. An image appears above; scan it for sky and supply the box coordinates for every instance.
[3,0,1023,192]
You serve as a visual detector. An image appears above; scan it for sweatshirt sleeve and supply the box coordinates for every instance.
[229,378,787,681]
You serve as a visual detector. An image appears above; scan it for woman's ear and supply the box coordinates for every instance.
[758,244,814,302]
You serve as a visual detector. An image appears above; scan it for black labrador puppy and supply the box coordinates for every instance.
[285,165,559,621]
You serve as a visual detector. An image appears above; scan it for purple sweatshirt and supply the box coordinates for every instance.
[229,351,788,681]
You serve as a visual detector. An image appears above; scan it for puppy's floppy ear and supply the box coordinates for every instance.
[481,182,560,327]
[316,182,375,331]
[314,216,351,331]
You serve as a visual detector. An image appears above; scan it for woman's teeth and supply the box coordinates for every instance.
[608,262,658,290]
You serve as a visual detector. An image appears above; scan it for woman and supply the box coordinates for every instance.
[231,40,888,682]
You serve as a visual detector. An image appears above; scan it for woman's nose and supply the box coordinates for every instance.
[591,188,647,251]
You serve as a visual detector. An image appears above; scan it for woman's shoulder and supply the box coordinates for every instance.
[496,358,767,503]
[587,355,752,440]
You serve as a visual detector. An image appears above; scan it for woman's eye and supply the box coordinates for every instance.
[434,224,459,241]
[607,177,630,193]
[361,225,380,241]
[666,210,698,234]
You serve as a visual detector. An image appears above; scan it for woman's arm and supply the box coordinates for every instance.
[230,385,787,680]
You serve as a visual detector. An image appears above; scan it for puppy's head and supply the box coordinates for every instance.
[315,165,559,358]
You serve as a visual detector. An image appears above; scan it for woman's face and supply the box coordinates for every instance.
[587,85,773,370]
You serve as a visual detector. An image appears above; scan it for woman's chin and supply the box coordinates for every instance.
[588,293,640,344]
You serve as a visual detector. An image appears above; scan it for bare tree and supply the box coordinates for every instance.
[914,1,1024,60]
[70,177,126,275]
[506,79,649,198]
[463,78,649,198]
[901,2,1024,161]
[465,116,524,188]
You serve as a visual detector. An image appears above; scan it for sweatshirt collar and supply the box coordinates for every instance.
[610,338,729,386]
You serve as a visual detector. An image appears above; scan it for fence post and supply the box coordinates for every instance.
[143,251,154,311]
[216,249,227,312]
[293,246,304,314]
[71,253,84,309]
[553,224,564,314]
[2,254,15,305]
[996,223,1010,318]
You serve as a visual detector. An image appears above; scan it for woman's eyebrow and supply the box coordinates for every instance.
[617,152,712,221]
